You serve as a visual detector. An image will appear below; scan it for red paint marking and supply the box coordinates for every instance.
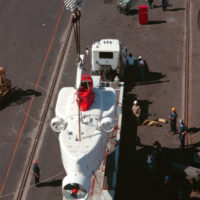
[34,5,65,91]
[114,124,119,131]
[104,148,109,172]
[0,4,65,197]
[90,176,95,196]
[102,149,109,190]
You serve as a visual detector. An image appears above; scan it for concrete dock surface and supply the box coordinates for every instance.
[0,0,200,199]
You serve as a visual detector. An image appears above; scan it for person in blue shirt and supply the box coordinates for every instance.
[178,119,187,148]
[137,56,145,81]
[168,107,177,134]
[161,0,168,11]
[127,53,136,67]
[33,160,40,184]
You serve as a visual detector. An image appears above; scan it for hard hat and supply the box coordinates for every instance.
[33,160,38,165]
[138,56,142,59]
[179,118,183,123]
[133,100,138,105]
[171,107,176,111]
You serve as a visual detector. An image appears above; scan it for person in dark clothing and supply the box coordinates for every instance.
[33,160,40,184]
[137,56,145,81]
[161,0,168,11]
[147,0,153,9]
[153,141,162,152]
[153,141,162,170]
[178,119,187,148]
[169,107,177,134]
[162,176,172,199]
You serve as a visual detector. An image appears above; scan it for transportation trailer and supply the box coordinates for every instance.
[91,39,126,81]
[51,40,124,200]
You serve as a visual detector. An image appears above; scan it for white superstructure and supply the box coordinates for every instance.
[51,75,116,200]
[91,39,121,72]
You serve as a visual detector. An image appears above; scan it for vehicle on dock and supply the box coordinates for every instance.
[91,39,126,81]
[51,44,123,199]
[51,4,124,200]
[117,0,131,15]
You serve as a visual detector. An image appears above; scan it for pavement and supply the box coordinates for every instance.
[0,0,200,199]
[0,0,70,199]
[115,0,200,199]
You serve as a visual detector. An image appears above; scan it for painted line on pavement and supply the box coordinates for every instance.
[0,4,65,198]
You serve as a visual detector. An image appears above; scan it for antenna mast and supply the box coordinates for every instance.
[63,0,84,141]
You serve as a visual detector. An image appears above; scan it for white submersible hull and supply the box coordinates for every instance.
[51,76,116,200]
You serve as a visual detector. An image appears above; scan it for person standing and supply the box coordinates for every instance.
[137,56,145,81]
[122,48,127,65]
[132,100,141,124]
[147,0,153,9]
[161,0,167,11]
[178,119,187,148]
[127,53,136,67]
[169,107,177,134]
[121,48,128,80]
[147,152,154,173]
[153,141,162,170]
[33,160,40,184]
[153,141,162,152]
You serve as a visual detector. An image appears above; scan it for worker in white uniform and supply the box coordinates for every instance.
[132,100,141,124]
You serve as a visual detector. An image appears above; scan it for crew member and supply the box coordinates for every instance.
[33,160,40,184]
[127,53,136,67]
[132,100,141,124]
[137,56,145,81]
[169,107,177,134]
[178,119,187,148]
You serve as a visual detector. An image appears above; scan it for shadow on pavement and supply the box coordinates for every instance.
[152,4,173,9]
[198,9,200,30]
[36,179,62,187]
[151,5,186,12]
[148,20,167,25]
[188,127,200,135]
[138,100,152,123]
[166,8,186,12]
[0,87,41,110]
[115,127,200,199]
[128,9,139,16]
[115,79,200,200]
[104,0,113,4]
[123,60,167,92]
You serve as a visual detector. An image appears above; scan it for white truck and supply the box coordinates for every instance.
[90,39,126,81]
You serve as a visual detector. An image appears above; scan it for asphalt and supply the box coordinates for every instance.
[0,0,70,199]
[0,0,200,199]
[115,0,200,199]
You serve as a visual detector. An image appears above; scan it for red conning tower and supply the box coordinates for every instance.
[76,74,95,111]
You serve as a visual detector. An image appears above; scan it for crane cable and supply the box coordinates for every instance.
[72,9,81,57]
[72,9,82,141]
